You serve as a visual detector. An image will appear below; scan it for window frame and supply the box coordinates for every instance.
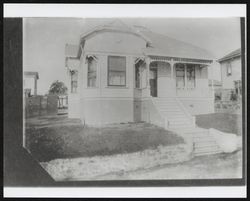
[186,64,196,88]
[226,61,232,76]
[175,64,185,88]
[87,56,97,88]
[70,70,78,93]
[107,55,126,87]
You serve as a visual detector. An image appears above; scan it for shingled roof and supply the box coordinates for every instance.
[140,30,214,60]
[217,48,241,63]
[24,71,39,79]
[67,20,214,61]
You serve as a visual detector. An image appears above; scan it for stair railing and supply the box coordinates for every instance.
[151,97,170,129]
[175,97,196,127]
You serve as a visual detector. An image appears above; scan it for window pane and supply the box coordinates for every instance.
[71,71,78,93]
[186,65,195,88]
[88,78,96,87]
[108,56,126,71]
[108,56,126,86]
[87,58,97,87]
[176,77,185,88]
[176,65,185,87]
[88,58,97,72]
[109,71,126,86]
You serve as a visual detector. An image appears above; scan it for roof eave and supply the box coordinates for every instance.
[217,53,241,63]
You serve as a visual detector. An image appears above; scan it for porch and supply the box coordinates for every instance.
[134,56,214,99]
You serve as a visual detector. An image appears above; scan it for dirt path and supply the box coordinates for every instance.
[94,150,242,180]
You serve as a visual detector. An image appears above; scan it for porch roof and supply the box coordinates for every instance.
[24,71,39,79]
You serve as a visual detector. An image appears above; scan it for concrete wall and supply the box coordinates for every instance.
[141,98,165,128]
[220,57,241,89]
[80,98,134,126]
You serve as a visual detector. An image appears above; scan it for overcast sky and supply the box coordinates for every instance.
[23,18,241,95]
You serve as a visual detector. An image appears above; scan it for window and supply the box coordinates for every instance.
[70,70,78,93]
[176,64,185,88]
[108,56,126,86]
[227,62,232,76]
[234,80,242,96]
[87,57,97,87]
[186,65,195,88]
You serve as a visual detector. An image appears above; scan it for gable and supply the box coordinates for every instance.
[83,31,147,55]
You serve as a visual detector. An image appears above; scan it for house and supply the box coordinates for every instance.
[209,79,222,91]
[23,71,39,97]
[65,20,215,129]
[217,48,242,100]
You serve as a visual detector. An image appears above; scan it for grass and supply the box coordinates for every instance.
[25,115,184,162]
[196,113,242,136]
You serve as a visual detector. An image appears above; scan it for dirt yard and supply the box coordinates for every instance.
[196,113,242,136]
[25,115,184,162]
[94,149,242,180]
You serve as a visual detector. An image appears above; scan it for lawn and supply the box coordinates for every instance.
[25,115,184,162]
[196,113,242,136]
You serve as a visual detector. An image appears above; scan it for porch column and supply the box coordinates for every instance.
[145,57,151,97]
[184,63,187,90]
[170,59,176,96]
[170,59,174,79]
[210,62,215,98]
[34,76,37,96]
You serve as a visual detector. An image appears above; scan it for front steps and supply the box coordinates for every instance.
[151,97,222,156]
[172,127,223,156]
[152,97,195,129]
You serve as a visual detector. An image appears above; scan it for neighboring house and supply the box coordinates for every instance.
[24,71,39,97]
[209,79,222,91]
[65,20,215,129]
[209,79,223,100]
[217,48,242,99]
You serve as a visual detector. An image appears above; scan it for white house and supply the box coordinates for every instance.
[217,48,242,99]
[24,71,39,97]
[65,20,215,129]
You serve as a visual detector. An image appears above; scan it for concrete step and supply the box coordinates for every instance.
[168,117,191,122]
[156,105,180,109]
[169,119,192,124]
[194,149,222,156]
[169,124,193,129]
[194,141,219,148]
[194,145,221,153]
[160,111,185,115]
[162,113,187,118]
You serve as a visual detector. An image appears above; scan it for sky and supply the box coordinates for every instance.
[23,18,241,95]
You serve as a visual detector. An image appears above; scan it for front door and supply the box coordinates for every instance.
[150,68,157,97]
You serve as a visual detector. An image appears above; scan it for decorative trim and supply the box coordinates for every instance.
[148,55,212,64]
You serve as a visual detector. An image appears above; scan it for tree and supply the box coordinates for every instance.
[48,80,68,95]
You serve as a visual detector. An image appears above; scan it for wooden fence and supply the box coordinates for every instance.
[25,95,58,118]
[214,100,242,114]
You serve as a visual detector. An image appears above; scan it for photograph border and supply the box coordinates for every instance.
[3,16,246,188]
